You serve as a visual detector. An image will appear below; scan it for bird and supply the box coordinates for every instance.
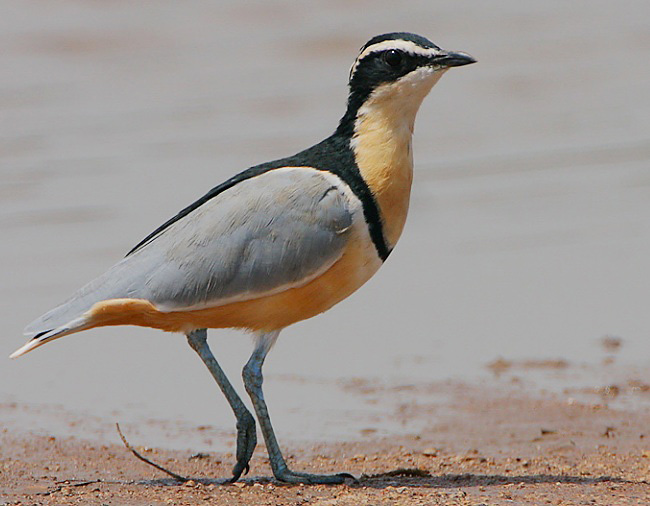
[11,32,475,484]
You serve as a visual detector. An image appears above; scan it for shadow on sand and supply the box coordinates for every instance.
[138,467,628,489]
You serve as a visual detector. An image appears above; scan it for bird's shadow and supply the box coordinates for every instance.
[357,471,627,489]
[138,470,629,489]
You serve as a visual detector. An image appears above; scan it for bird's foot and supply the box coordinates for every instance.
[272,465,356,484]
[229,411,257,482]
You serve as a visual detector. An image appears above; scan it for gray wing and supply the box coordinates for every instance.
[24,168,353,336]
[137,168,354,310]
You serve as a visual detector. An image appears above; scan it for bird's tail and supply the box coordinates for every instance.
[11,252,152,359]
[10,316,91,358]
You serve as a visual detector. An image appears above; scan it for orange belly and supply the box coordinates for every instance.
[84,226,382,334]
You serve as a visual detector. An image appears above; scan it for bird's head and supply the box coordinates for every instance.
[338,32,475,135]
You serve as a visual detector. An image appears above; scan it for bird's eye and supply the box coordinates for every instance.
[383,49,403,68]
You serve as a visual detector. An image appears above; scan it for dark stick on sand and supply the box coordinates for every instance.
[115,422,189,482]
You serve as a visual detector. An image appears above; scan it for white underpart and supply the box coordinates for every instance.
[253,329,281,355]
[155,167,369,313]
[349,39,442,80]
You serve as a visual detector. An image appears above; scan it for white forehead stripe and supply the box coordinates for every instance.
[349,39,440,79]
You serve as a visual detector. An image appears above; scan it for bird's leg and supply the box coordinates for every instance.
[186,329,256,482]
[243,330,353,484]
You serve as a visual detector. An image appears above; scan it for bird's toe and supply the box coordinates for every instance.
[230,411,257,481]
[272,467,356,485]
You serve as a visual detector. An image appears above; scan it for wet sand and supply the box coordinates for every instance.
[3,371,650,505]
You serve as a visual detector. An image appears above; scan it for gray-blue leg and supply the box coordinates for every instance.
[186,329,256,482]
[242,330,353,484]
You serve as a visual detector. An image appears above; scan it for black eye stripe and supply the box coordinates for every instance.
[348,47,438,91]
[363,49,433,66]
[353,46,436,70]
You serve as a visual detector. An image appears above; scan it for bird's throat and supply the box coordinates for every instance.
[350,70,442,248]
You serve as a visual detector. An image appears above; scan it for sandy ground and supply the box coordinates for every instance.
[3,378,650,505]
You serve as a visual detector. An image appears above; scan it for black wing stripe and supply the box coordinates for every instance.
[126,166,272,256]
[127,134,391,261]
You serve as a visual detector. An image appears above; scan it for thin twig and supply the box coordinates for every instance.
[38,479,105,496]
[115,422,189,482]
[54,479,102,487]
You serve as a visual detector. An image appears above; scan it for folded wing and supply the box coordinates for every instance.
[17,168,354,355]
